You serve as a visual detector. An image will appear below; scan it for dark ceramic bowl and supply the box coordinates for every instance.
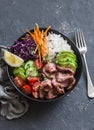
[7,28,83,102]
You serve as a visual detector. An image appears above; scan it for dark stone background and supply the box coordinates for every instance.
[0,0,94,130]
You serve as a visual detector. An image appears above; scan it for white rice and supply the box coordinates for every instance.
[46,33,73,59]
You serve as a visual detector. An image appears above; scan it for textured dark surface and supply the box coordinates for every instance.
[0,0,94,130]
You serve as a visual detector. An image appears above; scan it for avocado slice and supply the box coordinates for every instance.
[55,51,78,71]
[56,52,77,61]
[58,51,76,58]
[58,61,77,71]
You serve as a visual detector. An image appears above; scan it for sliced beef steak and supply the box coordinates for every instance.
[39,62,76,99]
[57,65,75,75]
[42,63,57,79]
[46,89,58,99]
[39,79,53,99]
[44,63,57,73]
[52,79,65,94]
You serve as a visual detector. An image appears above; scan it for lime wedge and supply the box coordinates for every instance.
[3,50,24,67]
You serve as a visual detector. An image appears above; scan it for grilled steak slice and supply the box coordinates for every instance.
[56,72,72,83]
[52,79,65,94]
[56,72,75,87]
[42,63,57,79]
[39,79,52,99]
[43,62,57,73]
[57,65,75,75]
[66,77,76,90]
[46,89,58,99]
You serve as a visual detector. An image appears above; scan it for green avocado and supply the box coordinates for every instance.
[55,51,78,71]
[58,51,76,57]
[58,61,77,71]
[55,56,76,63]
[56,52,76,61]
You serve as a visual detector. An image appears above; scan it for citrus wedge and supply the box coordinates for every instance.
[3,50,24,67]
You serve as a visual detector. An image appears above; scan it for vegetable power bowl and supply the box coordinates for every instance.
[7,24,82,102]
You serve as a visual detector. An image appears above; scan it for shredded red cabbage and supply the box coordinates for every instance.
[9,35,38,61]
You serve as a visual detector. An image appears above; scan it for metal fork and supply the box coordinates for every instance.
[75,28,94,98]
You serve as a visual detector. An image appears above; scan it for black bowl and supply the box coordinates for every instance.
[7,28,83,102]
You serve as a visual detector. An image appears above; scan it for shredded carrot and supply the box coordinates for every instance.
[34,44,39,53]
[44,26,51,36]
[27,24,51,62]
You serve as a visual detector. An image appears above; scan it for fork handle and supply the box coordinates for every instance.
[83,54,94,98]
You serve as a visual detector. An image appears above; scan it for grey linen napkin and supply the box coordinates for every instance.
[0,59,29,120]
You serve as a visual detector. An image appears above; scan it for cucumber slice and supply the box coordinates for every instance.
[24,60,34,70]
[26,67,38,77]
[16,72,26,80]
[26,66,35,71]
[13,67,25,76]
[21,62,26,68]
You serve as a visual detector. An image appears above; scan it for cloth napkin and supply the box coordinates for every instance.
[0,58,29,120]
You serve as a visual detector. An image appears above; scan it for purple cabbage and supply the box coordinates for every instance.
[9,35,38,61]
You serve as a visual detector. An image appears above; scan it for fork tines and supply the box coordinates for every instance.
[75,28,87,49]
